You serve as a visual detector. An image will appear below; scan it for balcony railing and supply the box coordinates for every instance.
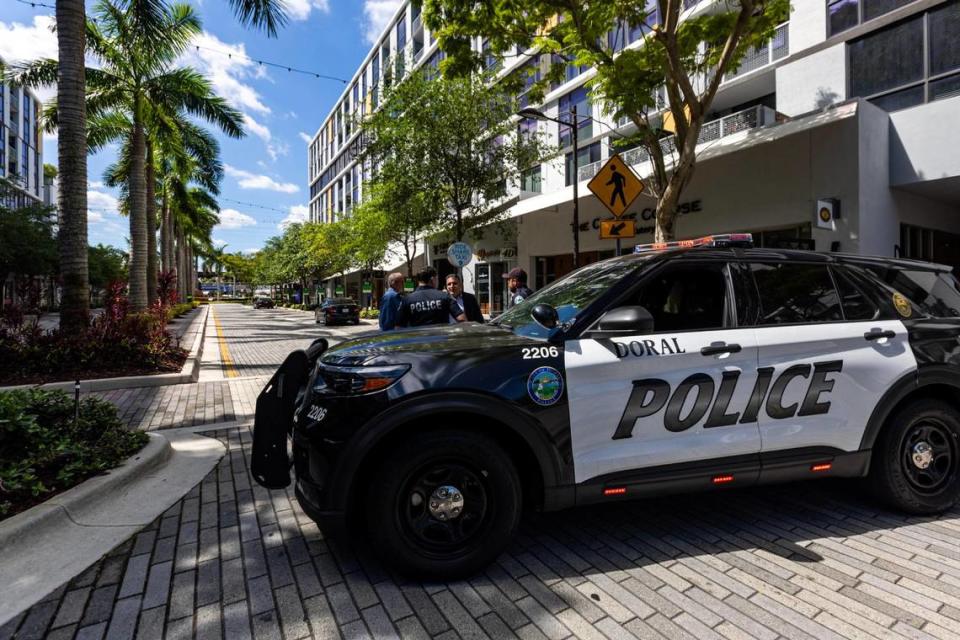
[578,160,602,183]
[725,23,789,81]
[610,104,777,171]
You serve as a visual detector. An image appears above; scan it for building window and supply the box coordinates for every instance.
[849,2,960,111]
[828,0,917,36]
[482,38,501,72]
[565,141,601,186]
[521,165,541,193]
[396,12,406,78]
[558,87,591,147]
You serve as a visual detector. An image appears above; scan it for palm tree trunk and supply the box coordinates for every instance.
[56,0,89,331]
[145,141,158,304]
[128,118,148,311]
[160,194,171,273]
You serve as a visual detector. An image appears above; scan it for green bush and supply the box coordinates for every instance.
[360,308,380,319]
[0,389,148,519]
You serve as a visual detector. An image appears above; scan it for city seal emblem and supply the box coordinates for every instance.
[527,366,564,406]
[892,292,912,318]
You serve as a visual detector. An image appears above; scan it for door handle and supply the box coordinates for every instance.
[864,329,896,341]
[701,343,742,356]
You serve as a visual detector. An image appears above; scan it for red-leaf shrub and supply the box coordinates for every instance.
[0,281,188,384]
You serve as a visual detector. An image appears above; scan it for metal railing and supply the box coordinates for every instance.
[725,23,789,81]
[618,104,777,168]
[578,160,602,182]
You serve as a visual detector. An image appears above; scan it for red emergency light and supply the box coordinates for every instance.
[634,233,754,254]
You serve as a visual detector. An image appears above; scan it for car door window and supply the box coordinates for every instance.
[632,263,729,333]
[751,263,842,324]
[833,266,880,321]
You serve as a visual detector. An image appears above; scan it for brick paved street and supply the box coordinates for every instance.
[7,303,960,639]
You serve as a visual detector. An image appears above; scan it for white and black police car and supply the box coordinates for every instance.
[252,234,960,578]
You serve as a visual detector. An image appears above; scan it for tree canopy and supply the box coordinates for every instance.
[425,0,790,240]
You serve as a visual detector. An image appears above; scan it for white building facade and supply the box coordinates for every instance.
[0,54,44,209]
[308,0,960,315]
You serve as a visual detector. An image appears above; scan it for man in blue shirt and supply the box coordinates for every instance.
[379,272,404,331]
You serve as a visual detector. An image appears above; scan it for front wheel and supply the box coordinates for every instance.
[365,431,521,579]
[870,399,960,514]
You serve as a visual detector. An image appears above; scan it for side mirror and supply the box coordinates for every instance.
[591,306,655,337]
[531,303,559,329]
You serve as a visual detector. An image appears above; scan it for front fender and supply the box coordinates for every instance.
[324,391,572,513]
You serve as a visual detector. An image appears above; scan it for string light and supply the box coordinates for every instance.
[13,0,56,9]
[192,45,349,84]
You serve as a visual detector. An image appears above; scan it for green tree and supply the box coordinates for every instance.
[0,196,58,306]
[347,180,431,277]
[87,244,127,290]
[361,69,552,242]
[425,0,789,241]
[25,0,285,332]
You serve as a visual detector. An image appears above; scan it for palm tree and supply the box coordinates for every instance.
[46,0,285,328]
[55,0,89,333]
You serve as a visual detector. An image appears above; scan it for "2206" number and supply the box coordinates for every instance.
[522,346,559,359]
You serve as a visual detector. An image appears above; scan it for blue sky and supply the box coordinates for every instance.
[1,0,403,253]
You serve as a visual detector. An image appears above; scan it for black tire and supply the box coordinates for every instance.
[869,398,960,514]
[365,431,521,579]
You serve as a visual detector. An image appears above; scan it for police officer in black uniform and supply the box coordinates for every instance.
[396,267,466,327]
[503,267,534,309]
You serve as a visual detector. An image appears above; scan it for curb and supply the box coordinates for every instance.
[1,305,210,393]
[0,429,225,628]
[0,433,172,548]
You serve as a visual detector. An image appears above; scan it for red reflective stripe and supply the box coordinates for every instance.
[712,475,735,484]
[603,487,627,496]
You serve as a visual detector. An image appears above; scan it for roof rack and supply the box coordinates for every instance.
[634,233,754,254]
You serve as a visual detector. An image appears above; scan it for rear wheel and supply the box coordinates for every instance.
[365,431,521,579]
[870,399,960,514]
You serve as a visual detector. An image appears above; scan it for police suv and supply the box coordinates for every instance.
[252,234,960,578]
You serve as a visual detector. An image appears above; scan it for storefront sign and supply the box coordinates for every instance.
[575,200,703,235]
[335,285,344,295]
[404,278,415,292]
[447,242,473,267]
[362,281,372,293]
[476,247,517,260]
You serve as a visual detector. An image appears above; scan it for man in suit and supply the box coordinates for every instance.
[379,272,404,331]
[445,274,484,323]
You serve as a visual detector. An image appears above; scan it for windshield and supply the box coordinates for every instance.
[492,254,650,339]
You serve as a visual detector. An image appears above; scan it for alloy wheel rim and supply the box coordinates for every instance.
[901,420,956,494]
[398,460,491,556]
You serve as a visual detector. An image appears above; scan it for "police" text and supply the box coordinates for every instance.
[612,360,843,438]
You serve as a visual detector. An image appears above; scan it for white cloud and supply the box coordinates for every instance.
[88,211,105,223]
[298,131,313,144]
[363,1,404,45]
[0,16,58,103]
[225,165,300,193]
[279,204,309,230]
[89,180,105,190]
[285,0,331,21]
[181,32,271,115]
[211,238,228,247]
[216,208,257,229]
[87,190,120,217]
[242,106,287,161]
[243,113,272,142]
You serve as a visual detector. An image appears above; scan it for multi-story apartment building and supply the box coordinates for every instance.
[0,54,44,210]
[308,0,960,315]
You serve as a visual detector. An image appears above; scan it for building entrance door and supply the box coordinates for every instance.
[475,262,507,317]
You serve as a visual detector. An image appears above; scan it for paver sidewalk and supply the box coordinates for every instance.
[8,304,960,639]
[7,423,960,640]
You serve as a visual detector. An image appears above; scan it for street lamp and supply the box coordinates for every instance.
[518,106,582,269]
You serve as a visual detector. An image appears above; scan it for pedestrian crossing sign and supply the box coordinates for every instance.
[600,219,636,240]
[587,154,644,219]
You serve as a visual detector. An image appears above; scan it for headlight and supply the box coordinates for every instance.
[313,363,410,395]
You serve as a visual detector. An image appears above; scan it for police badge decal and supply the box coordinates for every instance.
[527,367,564,406]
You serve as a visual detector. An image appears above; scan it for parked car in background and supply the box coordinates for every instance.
[316,298,360,325]
[254,297,275,309]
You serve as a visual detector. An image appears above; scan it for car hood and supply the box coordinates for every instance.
[320,322,537,365]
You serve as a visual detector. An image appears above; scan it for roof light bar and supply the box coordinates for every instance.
[634,233,754,254]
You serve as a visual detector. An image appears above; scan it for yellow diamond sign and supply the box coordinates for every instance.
[587,154,644,219]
